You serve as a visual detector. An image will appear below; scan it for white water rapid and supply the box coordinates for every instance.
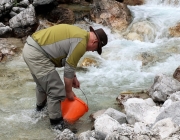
[1,0,180,139]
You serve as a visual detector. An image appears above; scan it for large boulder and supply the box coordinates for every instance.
[169,23,180,37]
[90,0,132,32]
[46,6,75,24]
[9,4,38,37]
[0,38,23,63]
[0,23,12,37]
[0,0,14,18]
[152,118,179,139]
[124,21,156,42]
[9,4,37,28]
[104,108,127,124]
[33,0,55,6]
[148,74,180,102]
[123,98,160,124]
[123,0,144,5]
[56,0,81,4]
[94,114,121,137]
[155,101,180,125]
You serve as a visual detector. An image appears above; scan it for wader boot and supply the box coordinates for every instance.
[36,99,47,111]
[50,117,77,133]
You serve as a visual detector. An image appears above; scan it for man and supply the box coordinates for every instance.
[22,24,108,130]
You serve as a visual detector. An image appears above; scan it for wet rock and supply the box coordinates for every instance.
[8,4,39,37]
[9,4,37,28]
[78,130,94,140]
[56,0,81,4]
[90,108,127,124]
[148,74,180,102]
[169,23,180,37]
[13,24,38,38]
[0,38,23,62]
[55,129,76,140]
[152,118,179,139]
[46,6,75,24]
[125,32,143,41]
[116,90,149,105]
[33,0,55,6]
[89,109,106,121]
[104,123,134,139]
[16,0,30,7]
[168,91,180,102]
[173,65,180,82]
[123,0,144,5]
[123,98,160,124]
[137,52,155,66]
[9,11,18,18]
[91,130,106,140]
[162,0,180,7]
[125,21,156,42]
[11,7,26,14]
[106,135,130,140]
[134,122,151,134]
[155,101,180,125]
[90,0,132,32]
[162,91,180,110]
[80,58,98,67]
[34,2,57,15]
[57,3,91,21]
[78,130,117,140]
[104,108,127,124]
[0,0,14,18]
[0,22,12,37]
[94,114,121,136]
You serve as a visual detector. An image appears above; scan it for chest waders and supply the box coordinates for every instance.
[24,36,66,121]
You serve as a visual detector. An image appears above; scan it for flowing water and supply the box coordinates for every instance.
[1,0,180,139]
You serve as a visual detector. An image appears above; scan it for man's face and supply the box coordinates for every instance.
[90,34,99,52]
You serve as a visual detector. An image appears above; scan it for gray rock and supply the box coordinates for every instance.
[18,0,30,7]
[33,0,54,6]
[152,118,179,139]
[156,101,180,125]
[148,74,180,102]
[94,114,121,136]
[0,0,13,5]
[9,11,17,17]
[0,23,12,36]
[9,4,37,28]
[123,98,160,124]
[55,129,76,140]
[78,130,94,140]
[104,108,127,124]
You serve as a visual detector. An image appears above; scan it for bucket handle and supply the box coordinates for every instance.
[79,88,88,107]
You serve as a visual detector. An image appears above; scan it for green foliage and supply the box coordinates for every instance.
[13,0,18,6]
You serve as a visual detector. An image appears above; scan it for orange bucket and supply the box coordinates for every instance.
[61,97,89,124]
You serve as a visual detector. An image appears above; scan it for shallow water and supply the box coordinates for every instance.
[1,0,180,139]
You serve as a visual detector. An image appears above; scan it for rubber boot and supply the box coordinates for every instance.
[36,99,47,111]
[50,117,77,133]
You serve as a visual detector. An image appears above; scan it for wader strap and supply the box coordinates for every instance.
[26,36,53,60]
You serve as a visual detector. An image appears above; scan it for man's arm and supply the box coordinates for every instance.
[64,77,76,100]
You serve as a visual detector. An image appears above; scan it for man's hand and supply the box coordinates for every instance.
[64,77,76,101]
[66,91,76,100]
[72,76,80,88]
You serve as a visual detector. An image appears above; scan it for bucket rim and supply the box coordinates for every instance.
[74,97,89,111]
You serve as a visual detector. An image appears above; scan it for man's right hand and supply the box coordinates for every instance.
[66,91,76,101]
[64,77,76,101]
